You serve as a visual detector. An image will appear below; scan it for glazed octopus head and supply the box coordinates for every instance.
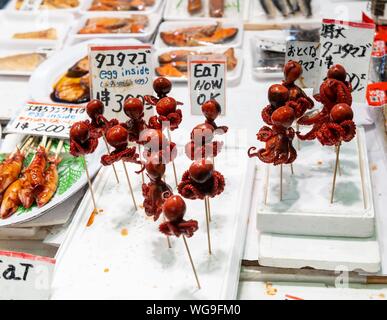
[268,84,290,108]
[271,106,295,128]
[328,65,347,82]
[191,123,215,145]
[106,125,128,149]
[145,157,166,180]
[163,195,186,222]
[201,100,221,121]
[284,60,302,84]
[139,129,165,149]
[330,103,354,123]
[153,77,172,97]
[189,159,214,184]
[86,99,104,121]
[124,98,144,120]
[156,97,177,116]
[70,121,89,144]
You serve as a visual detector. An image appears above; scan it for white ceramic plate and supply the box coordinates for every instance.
[154,19,244,49]
[164,0,250,21]
[81,0,164,15]
[68,12,161,44]
[0,11,73,49]
[154,46,244,85]
[0,135,104,227]
[28,38,142,103]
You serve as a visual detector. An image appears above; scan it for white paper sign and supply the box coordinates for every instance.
[5,101,87,138]
[89,45,154,122]
[0,250,55,300]
[319,19,375,102]
[188,55,226,115]
[19,0,43,10]
[286,41,321,92]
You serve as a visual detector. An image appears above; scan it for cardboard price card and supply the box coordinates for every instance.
[286,41,321,92]
[188,55,226,115]
[0,250,55,300]
[89,45,154,122]
[5,101,86,138]
[319,19,376,102]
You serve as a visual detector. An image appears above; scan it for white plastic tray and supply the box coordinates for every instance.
[0,11,73,49]
[255,128,375,238]
[154,20,244,49]
[154,46,244,86]
[81,0,164,15]
[68,12,162,44]
[6,0,83,13]
[164,0,250,22]
[52,149,255,299]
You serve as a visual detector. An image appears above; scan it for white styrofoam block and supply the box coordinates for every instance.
[259,233,381,273]
[52,149,255,300]
[256,128,375,238]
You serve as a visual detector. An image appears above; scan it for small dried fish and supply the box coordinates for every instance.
[286,0,300,14]
[272,0,290,17]
[188,0,202,14]
[259,0,276,18]
[298,0,312,17]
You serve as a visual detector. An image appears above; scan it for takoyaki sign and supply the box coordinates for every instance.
[188,55,226,116]
[89,44,154,122]
[0,251,55,300]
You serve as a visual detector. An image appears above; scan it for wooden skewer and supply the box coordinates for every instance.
[55,140,64,159]
[163,215,172,249]
[40,135,48,148]
[182,235,201,290]
[122,161,138,211]
[204,197,212,255]
[138,144,145,185]
[102,134,120,184]
[280,164,283,201]
[335,145,342,176]
[167,128,178,188]
[83,156,99,227]
[290,164,294,175]
[206,196,212,222]
[296,124,301,151]
[330,143,341,204]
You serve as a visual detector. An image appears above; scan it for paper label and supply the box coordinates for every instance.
[319,19,375,102]
[286,41,321,92]
[89,45,154,122]
[188,55,226,115]
[0,251,55,300]
[5,102,86,138]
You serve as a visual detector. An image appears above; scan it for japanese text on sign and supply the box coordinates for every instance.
[89,45,154,121]
[286,41,321,92]
[319,19,375,102]
[188,55,226,115]
[5,102,86,138]
[0,251,55,300]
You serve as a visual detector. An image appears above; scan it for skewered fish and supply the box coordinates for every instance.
[209,0,225,17]
[0,150,24,195]
[188,0,202,14]
[160,23,238,47]
[89,0,155,11]
[12,28,58,40]
[78,16,148,34]
[36,157,61,207]
[0,180,22,219]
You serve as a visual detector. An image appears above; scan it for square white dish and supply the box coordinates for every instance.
[164,0,250,21]
[6,0,83,12]
[154,20,244,49]
[0,11,73,49]
[81,0,164,15]
[255,128,375,238]
[154,46,244,86]
[68,12,162,44]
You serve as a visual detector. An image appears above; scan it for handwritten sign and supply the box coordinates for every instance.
[89,45,154,122]
[188,55,226,115]
[320,19,375,102]
[286,41,321,92]
[0,250,55,300]
[5,101,86,138]
[19,0,43,10]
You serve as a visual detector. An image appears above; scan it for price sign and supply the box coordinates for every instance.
[319,19,375,102]
[286,41,321,92]
[188,55,226,115]
[0,251,55,300]
[89,45,154,122]
[5,101,87,138]
[19,0,43,10]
